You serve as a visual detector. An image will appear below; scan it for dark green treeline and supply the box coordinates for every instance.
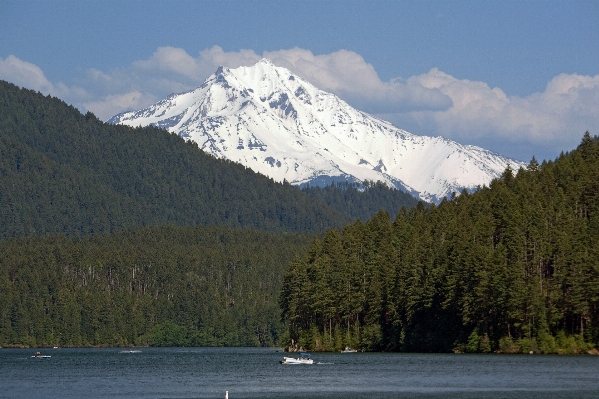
[0,225,312,347]
[280,133,599,354]
[302,181,420,225]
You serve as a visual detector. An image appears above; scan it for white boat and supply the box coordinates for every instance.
[341,347,357,353]
[31,351,51,358]
[280,353,314,364]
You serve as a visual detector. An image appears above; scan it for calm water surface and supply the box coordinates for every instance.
[1,347,598,398]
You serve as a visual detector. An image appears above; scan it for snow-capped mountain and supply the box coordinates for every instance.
[108,59,523,204]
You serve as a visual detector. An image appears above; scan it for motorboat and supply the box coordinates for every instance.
[280,352,314,364]
[31,351,51,358]
[341,347,357,353]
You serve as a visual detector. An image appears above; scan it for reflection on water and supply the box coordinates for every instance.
[1,347,598,398]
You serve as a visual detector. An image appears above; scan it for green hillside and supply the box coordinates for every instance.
[0,80,338,237]
[0,80,422,238]
[281,132,599,353]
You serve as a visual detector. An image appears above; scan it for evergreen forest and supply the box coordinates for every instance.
[280,133,599,354]
[0,226,312,347]
[302,181,419,225]
[2,80,598,354]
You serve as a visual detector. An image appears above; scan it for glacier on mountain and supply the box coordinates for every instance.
[108,59,524,204]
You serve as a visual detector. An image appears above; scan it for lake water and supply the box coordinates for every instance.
[1,347,598,398]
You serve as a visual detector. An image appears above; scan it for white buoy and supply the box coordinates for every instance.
[225,391,228,399]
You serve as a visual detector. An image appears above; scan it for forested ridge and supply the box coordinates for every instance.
[280,132,599,354]
[0,81,417,239]
[0,79,344,236]
[0,80,418,238]
[302,181,420,225]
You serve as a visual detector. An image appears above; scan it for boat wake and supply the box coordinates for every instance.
[30,352,51,359]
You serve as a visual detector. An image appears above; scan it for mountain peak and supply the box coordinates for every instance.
[109,61,524,204]
[214,65,227,75]
[257,58,275,66]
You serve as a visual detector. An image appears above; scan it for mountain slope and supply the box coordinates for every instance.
[110,59,524,203]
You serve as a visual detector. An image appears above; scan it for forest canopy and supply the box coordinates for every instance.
[0,226,312,347]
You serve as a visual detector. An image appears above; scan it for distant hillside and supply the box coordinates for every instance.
[0,82,340,238]
[0,80,419,238]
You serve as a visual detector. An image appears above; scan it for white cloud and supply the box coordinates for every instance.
[197,46,262,72]
[133,46,206,81]
[83,91,156,122]
[0,55,54,93]
[402,69,599,153]
[264,48,452,112]
[75,46,452,118]
[0,55,90,109]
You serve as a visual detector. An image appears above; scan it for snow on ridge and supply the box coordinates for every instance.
[108,59,524,204]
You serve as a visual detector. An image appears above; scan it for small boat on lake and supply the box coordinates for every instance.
[280,352,314,364]
[341,347,357,353]
[31,351,51,358]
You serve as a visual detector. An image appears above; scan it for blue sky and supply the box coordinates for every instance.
[1,0,598,162]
